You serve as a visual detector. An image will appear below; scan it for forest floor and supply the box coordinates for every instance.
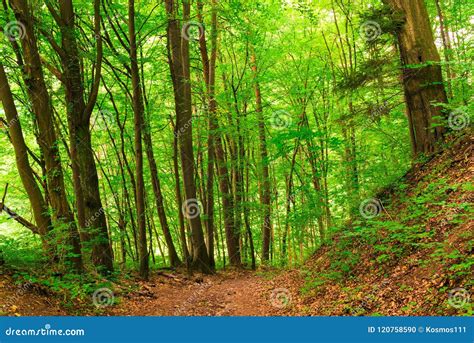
[1,133,472,316]
[108,270,283,316]
[0,271,67,316]
[0,269,292,316]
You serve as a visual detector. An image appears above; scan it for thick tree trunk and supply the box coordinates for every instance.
[386,0,448,156]
[57,0,114,273]
[165,0,211,273]
[129,0,149,280]
[0,63,52,248]
[251,52,272,262]
[10,0,82,272]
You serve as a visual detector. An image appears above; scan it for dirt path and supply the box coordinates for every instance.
[1,268,298,316]
[108,270,289,316]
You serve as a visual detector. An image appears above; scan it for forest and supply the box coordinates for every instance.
[0,0,472,317]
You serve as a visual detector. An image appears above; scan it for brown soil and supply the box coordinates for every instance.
[108,270,290,316]
[0,270,66,316]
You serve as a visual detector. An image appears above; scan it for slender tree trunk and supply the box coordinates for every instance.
[197,0,218,268]
[128,0,148,279]
[434,0,454,99]
[213,124,240,266]
[250,51,271,262]
[0,63,52,249]
[165,0,211,273]
[143,121,181,267]
[170,118,191,273]
[197,9,240,266]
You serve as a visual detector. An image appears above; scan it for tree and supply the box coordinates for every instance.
[9,0,83,272]
[128,0,148,279]
[165,0,211,273]
[52,0,114,273]
[198,0,241,267]
[0,62,52,250]
[251,50,272,262]
[385,0,449,156]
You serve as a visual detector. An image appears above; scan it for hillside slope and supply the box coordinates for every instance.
[270,134,473,316]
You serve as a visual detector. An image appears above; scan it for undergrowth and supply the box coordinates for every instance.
[302,147,473,315]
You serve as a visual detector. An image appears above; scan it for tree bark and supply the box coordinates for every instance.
[197,0,240,267]
[171,118,191,273]
[165,0,211,273]
[128,0,149,280]
[56,0,114,273]
[434,0,454,99]
[250,51,272,262]
[9,0,82,272]
[197,0,217,269]
[143,120,181,267]
[0,63,52,248]
[385,0,448,156]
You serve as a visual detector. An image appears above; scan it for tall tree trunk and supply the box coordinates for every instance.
[56,0,114,273]
[128,0,148,279]
[243,159,256,269]
[138,51,178,266]
[197,0,240,267]
[250,51,271,262]
[0,62,52,250]
[197,0,217,269]
[385,0,448,156]
[171,118,191,272]
[143,120,181,267]
[282,145,298,264]
[213,123,240,266]
[165,0,211,273]
[9,0,82,272]
[300,107,326,241]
